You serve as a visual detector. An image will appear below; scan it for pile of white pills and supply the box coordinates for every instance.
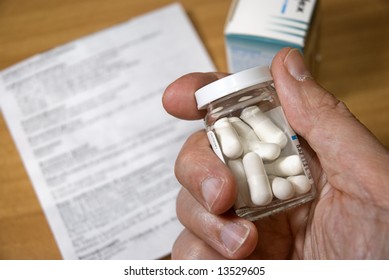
[213,105,312,207]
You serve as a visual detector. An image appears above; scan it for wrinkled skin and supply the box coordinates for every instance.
[162,48,389,259]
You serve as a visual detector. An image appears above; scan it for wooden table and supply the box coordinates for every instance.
[1,0,388,259]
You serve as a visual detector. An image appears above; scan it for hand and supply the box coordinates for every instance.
[162,48,389,259]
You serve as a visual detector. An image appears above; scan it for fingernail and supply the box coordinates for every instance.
[201,177,223,211]
[220,222,250,254]
[284,48,313,81]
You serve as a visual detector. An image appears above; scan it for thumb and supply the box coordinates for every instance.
[271,48,389,207]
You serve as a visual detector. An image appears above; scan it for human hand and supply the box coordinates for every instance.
[162,47,389,259]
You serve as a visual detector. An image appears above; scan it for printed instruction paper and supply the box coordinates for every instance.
[0,3,214,259]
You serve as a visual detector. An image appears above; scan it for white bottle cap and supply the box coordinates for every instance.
[194,65,273,110]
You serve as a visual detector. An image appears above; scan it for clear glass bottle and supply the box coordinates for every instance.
[195,66,316,221]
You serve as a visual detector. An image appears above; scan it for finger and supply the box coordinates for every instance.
[163,72,228,120]
[176,188,258,259]
[172,229,227,260]
[271,47,389,206]
[175,130,237,214]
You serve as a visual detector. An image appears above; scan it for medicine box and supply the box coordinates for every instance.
[224,0,320,73]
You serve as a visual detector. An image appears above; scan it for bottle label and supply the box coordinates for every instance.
[207,131,225,164]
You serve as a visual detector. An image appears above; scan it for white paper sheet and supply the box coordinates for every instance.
[0,3,214,259]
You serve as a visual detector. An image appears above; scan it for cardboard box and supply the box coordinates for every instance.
[225,0,320,73]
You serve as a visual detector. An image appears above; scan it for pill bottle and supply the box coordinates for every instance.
[195,65,316,221]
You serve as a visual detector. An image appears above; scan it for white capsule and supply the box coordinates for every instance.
[240,106,287,148]
[264,155,304,177]
[229,117,260,143]
[287,175,312,195]
[249,141,281,161]
[214,117,243,159]
[229,116,258,154]
[228,159,251,208]
[269,176,295,200]
[229,117,280,161]
[242,152,273,206]
[211,106,223,114]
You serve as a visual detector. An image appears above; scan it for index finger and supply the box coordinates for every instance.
[162,72,228,120]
